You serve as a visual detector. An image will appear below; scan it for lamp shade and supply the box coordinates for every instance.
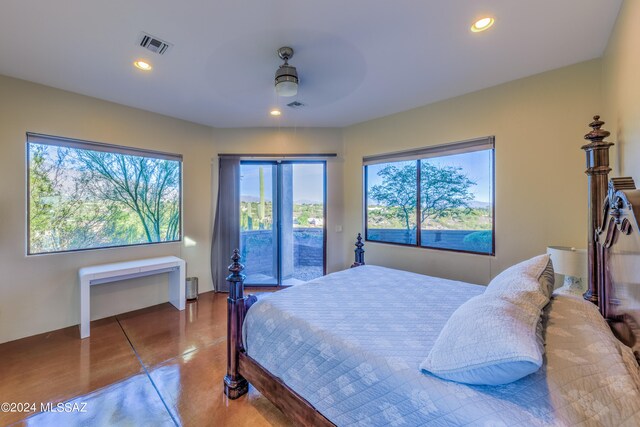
[546,246,587,278]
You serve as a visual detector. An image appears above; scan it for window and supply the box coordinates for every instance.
[364,137,494,255]
[27,133,182,254]
[240,161,326,285]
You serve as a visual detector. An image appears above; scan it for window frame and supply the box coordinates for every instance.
[26,133,183,256]
[363,137,495,256]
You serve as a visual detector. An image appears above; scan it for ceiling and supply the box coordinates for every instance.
[0,1,622,128]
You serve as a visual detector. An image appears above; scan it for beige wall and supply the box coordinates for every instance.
[342,60,602,284]
[0,75,343,343]
[603,0,640,181]
[0,57,608,343]
[0,75,210,344]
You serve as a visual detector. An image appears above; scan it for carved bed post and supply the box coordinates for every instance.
[351,233,365,267]
[581,116,614,305]
[223,249,249,399]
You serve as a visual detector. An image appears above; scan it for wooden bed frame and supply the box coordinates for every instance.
[222,115,640,425]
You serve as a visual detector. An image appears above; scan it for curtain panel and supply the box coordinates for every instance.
[211,157,241,292]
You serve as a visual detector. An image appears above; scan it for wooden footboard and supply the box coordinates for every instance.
[238,352,334,426]
[223,237,366,425]
[222,249,250,399]
[222,249,335,426]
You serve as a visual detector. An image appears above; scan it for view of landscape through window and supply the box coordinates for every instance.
[28,138,181,254]
[240,162,325,285]
[366,149,493,254]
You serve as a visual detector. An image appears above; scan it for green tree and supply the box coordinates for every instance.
[420,161,476,225]
[369,162,476,232]
[29,145,106,252]
[29,144,181,253]
[297,211,310,227]
[76,150,181,242]
[369,164,417,231]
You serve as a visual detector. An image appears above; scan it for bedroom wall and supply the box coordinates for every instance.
[0,75,343,344]
[0,56,608,343]
[602,0,640,182]
[342,60,602,284]
[0,75,211,344]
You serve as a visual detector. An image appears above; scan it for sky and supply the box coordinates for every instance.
[240,163,325,203]
[32,143,182,195]
[366,150,493,203]
[239,151,492,206]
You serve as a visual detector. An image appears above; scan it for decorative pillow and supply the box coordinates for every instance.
[485,254,555,299]
[538,258,556,296]
[421,254,554,386]
[420,293,545,385]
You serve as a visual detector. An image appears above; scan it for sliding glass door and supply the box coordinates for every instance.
[240,161,326,286]
[239,163,278,285]
[283,163,326,285]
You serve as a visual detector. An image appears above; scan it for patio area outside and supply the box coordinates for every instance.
[241,228,324,285]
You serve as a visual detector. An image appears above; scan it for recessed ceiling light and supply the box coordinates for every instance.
[471,17,494,32]
[270,109,282,116]
[133,60,153,71]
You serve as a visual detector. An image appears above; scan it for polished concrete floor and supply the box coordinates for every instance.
[0,291,293,427]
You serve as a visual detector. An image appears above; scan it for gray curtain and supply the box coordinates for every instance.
[211,157,241,292]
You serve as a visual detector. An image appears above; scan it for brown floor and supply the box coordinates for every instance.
[0,291,293,427]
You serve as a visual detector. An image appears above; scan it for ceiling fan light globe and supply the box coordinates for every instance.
[275,59,298,97]
[275,80,298,97]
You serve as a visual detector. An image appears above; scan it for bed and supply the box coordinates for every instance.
[222,116,640,426]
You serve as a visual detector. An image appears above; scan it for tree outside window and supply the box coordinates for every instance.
[28,137,181,254]
[365,147,494,254]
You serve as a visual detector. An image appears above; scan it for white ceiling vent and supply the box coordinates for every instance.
[286,101,305,109]
[138,32,172,55]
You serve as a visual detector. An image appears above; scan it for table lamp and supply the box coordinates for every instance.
[546,246,588,295]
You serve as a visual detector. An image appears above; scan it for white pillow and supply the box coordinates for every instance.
[485,254,555,299]
[420,294,545,385]
[420,255,554,385]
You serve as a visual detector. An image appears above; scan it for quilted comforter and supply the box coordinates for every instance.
[243,265,640,426]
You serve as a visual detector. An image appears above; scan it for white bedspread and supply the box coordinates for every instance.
[243,265,640,426]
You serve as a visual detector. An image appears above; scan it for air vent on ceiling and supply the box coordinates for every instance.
[138,32,173,55]
[286,101,305,109]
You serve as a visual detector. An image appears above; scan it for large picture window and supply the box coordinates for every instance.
[27,133,182,255]
[364,137,494,255]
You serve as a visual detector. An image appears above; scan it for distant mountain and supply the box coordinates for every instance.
[241,195,262,202]
[294,199,323,204]
[468,200,491,209]
[241,195,322,204]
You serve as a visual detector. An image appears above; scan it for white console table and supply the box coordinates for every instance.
[79,256,186,338]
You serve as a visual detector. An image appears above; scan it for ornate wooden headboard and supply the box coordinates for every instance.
[582,116,640,360]
[597,178,640,359]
